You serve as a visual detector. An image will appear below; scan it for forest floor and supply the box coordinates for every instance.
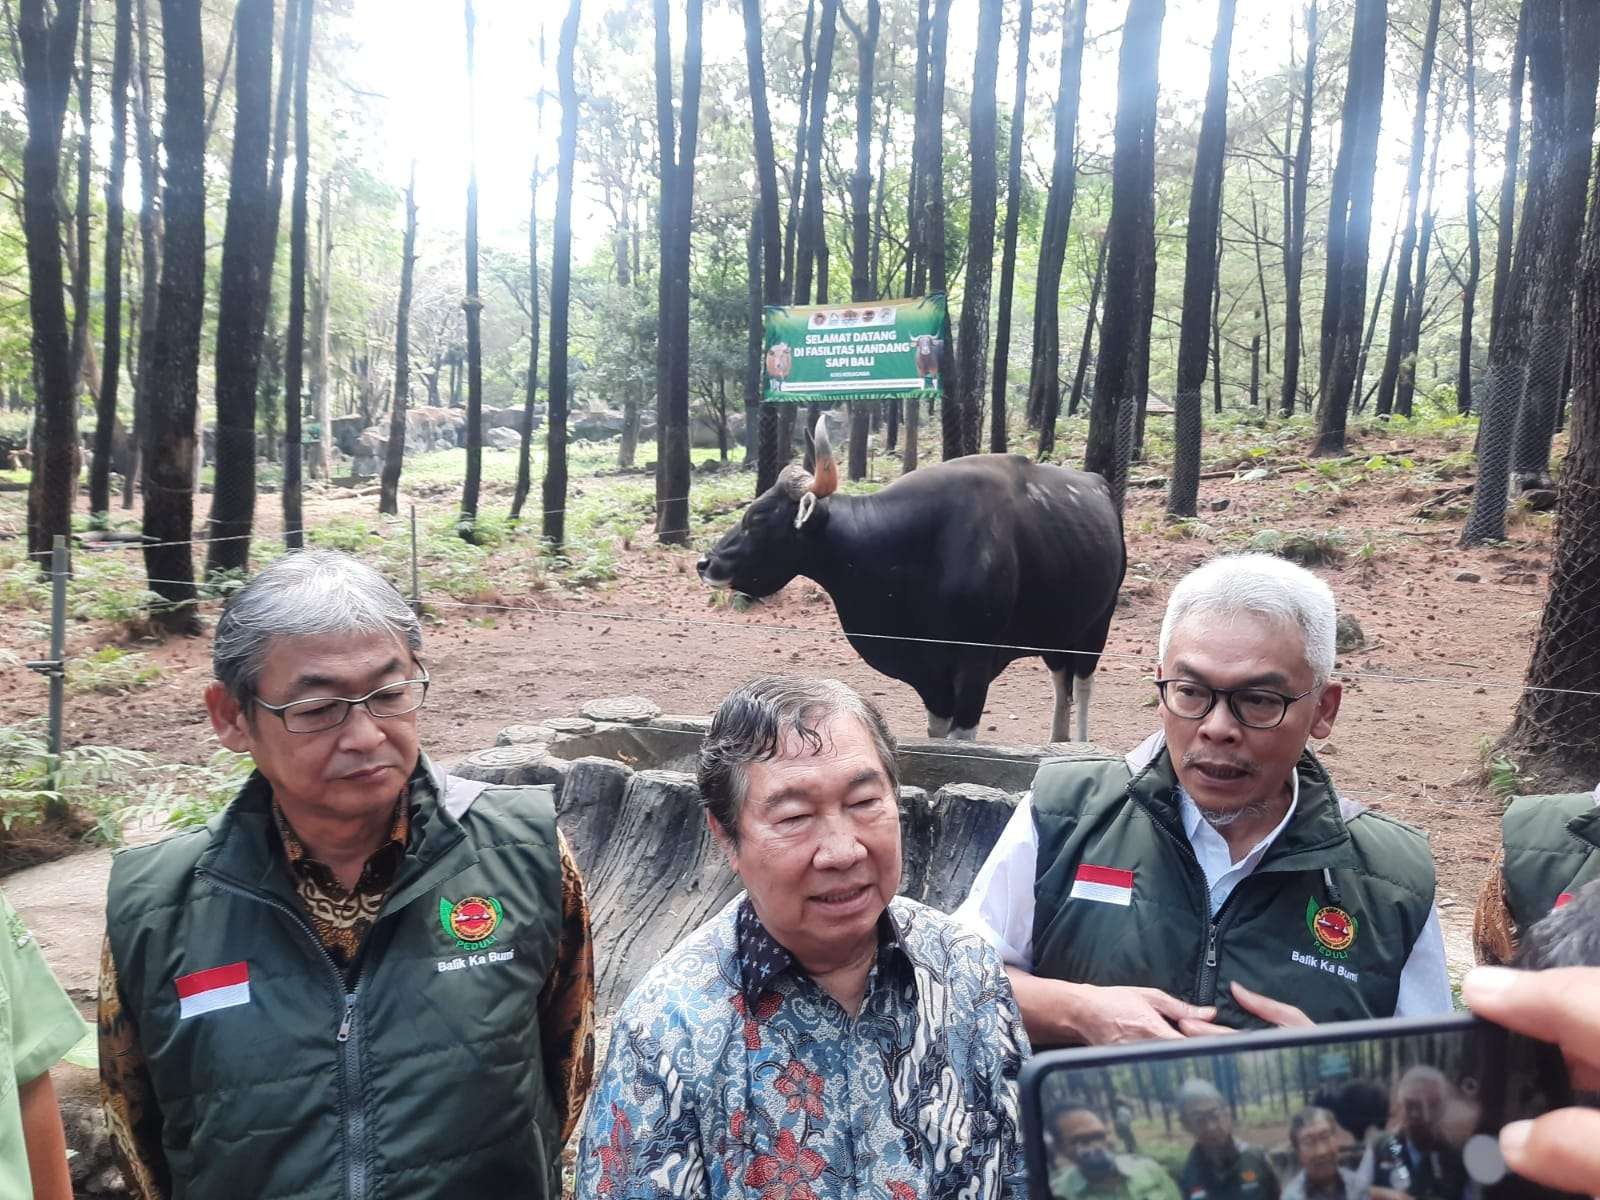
[0,407,1567,981]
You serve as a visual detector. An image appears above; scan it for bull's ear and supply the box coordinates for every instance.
[810,414,839,498]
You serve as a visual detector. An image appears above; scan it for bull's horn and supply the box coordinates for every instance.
[810,415,839,498]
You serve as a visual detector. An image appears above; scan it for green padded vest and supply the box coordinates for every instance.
[105,757,565,1200]
[1501,792,1600,933]
[1030,744,1436,1031]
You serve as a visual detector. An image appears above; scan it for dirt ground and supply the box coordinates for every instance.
[0,424,1559,962]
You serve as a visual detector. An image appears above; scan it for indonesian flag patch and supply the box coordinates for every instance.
[1069,864,1135,907]
[1555,892,1574,910]
[175,961,251,1019]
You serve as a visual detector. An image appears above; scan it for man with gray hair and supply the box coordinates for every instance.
[98,550,595,1199]
[957,552,1449,1044]
[578,675,1029,1197]
[1175,1078,1280,1200]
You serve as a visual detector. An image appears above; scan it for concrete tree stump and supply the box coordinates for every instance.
[584,769,740,1014]
[556,756,635,878]
[900,783,1018,912]
[496,724,559,747]
[579,696,662,725]
[544,717,598,736]
[451,745,571,793]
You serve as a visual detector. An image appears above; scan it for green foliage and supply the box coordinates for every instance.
[1479,738,1524,801]
[0,723,156,845]
[128,748,257,831]
[1249,528,1347,566]
[67,646,162,695]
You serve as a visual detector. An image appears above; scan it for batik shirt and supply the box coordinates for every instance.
[578,893,1030,1199]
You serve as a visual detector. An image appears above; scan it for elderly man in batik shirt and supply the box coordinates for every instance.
[578,675,1029,1198]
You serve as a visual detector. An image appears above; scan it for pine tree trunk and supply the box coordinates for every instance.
[124,0,160,509]
[1279,0,1317,417]
[842,0,878,482]
[543,0,580,548]
[1375,0,1442,419]
[793,0,837,309]
[1084,0,1165,508]
[205,0,275,572]
[1503,137,1600,783]
[1068,232,1106,420]
[1396,64,1450,420]
[1489,3,1529,352]
[511,47,546,523]
[380,169,417,518]
[953,0,1001,459]
[927,0,958,461]
[987,0,1031,454]
[1462,0,1561,546]
[1314,0,1386,456]
[69,0,92,412]
[741,0,784,495]
[19,0,83,565]
[1458,0,1482,416]
[1168,0,1238,518]
[281,0,313,549]
[782,0,816,302]
[460,0,485,538]
[312,175,333,479]
[744,211,761,467]
[141,0,206,630]
[92,0,132,521]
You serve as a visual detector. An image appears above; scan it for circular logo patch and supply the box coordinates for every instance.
[442,895,502,947]
[1312,904,1356,953]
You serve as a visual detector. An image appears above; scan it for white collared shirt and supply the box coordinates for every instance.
[951,734,1453,1017]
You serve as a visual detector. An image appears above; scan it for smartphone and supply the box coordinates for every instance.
[1019,1013,1576,1200]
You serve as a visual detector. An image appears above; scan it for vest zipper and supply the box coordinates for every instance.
[197,869,371,1200]
[1139,806,1222,1001]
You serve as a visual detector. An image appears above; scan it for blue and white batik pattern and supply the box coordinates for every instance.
[578,894,1030,1199]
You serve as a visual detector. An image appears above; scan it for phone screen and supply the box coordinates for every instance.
[1019,1015,1575,1200]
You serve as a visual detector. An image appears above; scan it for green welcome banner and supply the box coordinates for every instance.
[762,292,947,404]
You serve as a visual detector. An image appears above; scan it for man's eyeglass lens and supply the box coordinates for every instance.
[1156,680,1295,729]
[281,680,428,733]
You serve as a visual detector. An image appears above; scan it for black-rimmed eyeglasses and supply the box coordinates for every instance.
[1154,678,1315,731]
[254,670,431,734]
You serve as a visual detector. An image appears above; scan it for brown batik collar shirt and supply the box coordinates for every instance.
[99,770,597,1200]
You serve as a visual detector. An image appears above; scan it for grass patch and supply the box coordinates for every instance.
[67,646,162,695]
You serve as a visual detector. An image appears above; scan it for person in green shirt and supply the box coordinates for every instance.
[1050,1103,1183,1200]
[2,887,88,1200]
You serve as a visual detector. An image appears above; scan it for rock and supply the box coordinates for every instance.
[486,427,521,451]
[570,409,626,441]
[1239,467,1271,482]
[544,716,598,736]
[1317,742,1337,757]
[451,745,572,792]
[330,413,367,455]
[580,696,662,724]
[1208,498,1230,512]
[483,405,534,431]
[1454,570,1482,583]
[496,723,560,747]
[403,405,467,454]
[1520,488,1558,512]
[556,756,635,878]
[647,715,713,735]
[60,1088,126,1196]
[1335,613,1366,653]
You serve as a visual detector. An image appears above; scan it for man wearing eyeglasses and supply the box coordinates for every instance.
[97,550,594,1199]
[955,552,1449,1045]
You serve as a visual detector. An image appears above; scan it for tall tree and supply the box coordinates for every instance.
[311,176,334,479]
[653,0,705,544]
[988,0,1031,454]
[1510,0,1600,486]
[782,0,816,300]
[380,167,418,517]
[841,0,879,482]
[91,0,133,520]
[742,0,784,495]
[141,0,206,630]
[1374,0,1443,419]
[1458,0,1482,415]
[1167,0,1238,518]
[1084,0,1165,508]
[1279,0,1317,417]
[544,0,581,548]
[1502,138,1600,784]
[18,0,84,563]
[1489,3,1529,351]
[792,0,838,308]
[745,212,763,469]
[1462,0,1561,545]
[123,0,161,509]
[1068,231,1107,419]
[953,0,1001,459]
[1395,55,1450,419]
[510,35,546,523]
[1029,0,1090,457]
[205,0,275,573]
[459,0,485,538]
[1313,0,1386,456]
[925,0,956,460]
[282,0,314,549]
[68,0,92,403]
[901,0,932,474]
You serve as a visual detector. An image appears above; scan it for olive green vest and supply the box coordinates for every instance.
[1501,792,1600,934]
[1030,742,1435,1030]
[105,756,565,1200]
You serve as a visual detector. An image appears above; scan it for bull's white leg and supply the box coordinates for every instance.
[949,726,978,741]
[1073,673,1094,744]
[1050,668,1073,743]
[926,712,953,739]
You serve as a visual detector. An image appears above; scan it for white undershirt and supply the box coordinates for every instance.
[951,734,1453,1017]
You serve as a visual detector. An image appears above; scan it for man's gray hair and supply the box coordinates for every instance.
[1289,1106,1340,1152]
[213,550,422,705]
[697,675,898,841]
[1176,1077,1225,1115]
[1158,553,1338,687]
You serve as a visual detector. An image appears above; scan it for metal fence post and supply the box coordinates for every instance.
[409,504,421,617]
[25,535,69,813]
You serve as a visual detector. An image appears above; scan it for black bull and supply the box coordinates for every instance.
[696,421,1125,741]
